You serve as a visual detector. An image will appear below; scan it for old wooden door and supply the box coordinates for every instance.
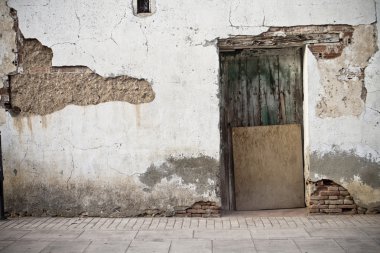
[220,47,304,210]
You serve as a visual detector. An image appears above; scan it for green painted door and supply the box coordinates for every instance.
[220,47,304,210]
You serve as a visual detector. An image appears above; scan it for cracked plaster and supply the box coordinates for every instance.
[1,0,379,215]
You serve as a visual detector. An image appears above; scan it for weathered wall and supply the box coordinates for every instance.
[0,0,379,215]
[306,1,380,212]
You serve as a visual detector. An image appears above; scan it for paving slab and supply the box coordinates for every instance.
[250,228,310,239]
[0,241,50,253]
[126,240,170,253]
[194,229,252,240]
[213,239,257,253]
[169,239,211,253]
[334,238,380,253]
[306,228,368,238]
[359,226,380,238]
[0,215,379,253]
[83,240,131,253]
[21,230,83,241]
[135,230,193,240]
[253,239,300,253]
[78,230,137,240]
[294,239,345,253]
[0,230,30,241]
[0,241,13,251]
[40,240,91,253]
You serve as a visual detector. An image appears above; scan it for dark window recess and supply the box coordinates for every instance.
[137,0,150,13]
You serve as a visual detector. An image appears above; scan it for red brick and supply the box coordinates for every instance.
[310,195,329,200]
[321,208,342,213]
[316,186,328,191]
[338,187,346,191]
[329,196,338,200]
[175,213,191,217]
[328,186,339,191]
[187,209,206,214]
[320,191,340,196]
[310,200,325,205]
[311,204,328,209]
[192,204,202,209]
[340,191,349,196]
[338,205,356,209]
[325,200,343,205]
[343,199,354,205]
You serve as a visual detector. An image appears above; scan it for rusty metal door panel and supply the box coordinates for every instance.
[232,124,304,211]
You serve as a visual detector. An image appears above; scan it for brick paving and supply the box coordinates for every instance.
[0,215,379,252]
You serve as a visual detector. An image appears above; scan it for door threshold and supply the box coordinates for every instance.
[222,208,308,217]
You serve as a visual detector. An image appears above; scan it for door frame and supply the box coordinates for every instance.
[218,42,307,211]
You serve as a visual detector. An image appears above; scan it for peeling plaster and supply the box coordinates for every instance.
[315,25,378,118]
[10,39,155,116]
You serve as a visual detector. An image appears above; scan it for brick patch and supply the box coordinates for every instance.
[309,179,357,214]
[174,201,221,218]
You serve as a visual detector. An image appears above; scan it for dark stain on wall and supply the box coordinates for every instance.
[310,150,380,189]
[139,155,220,196]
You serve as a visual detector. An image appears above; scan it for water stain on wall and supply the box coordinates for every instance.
[139,155,220,196]
[310,150,380,211]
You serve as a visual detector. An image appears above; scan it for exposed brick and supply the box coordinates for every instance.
[192,204,202,209]
[338,205,356,209]
[174,206,188,212]
[326,200,344,205]
[329,196,338,200]
[187,209,206,214]
[175,213,191,217]
[191,214,202,217]
[309,208,320,213]
[328,186,339,191]
[311,204,328,209]
[310,200,325,205]
[320,191,340,196]
[338,187,346,191]
[340,191,349,196]
[344,199,354,204]
[321,209,342,213]
[310,196,329,200]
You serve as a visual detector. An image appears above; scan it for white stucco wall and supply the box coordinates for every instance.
[1,0,379,213]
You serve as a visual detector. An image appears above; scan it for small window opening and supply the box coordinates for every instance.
[137,0,150,13]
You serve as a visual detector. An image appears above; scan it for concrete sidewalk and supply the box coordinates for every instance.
[0,215,379,252]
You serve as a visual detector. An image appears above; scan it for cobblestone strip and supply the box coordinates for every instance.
[0,215,379,231]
